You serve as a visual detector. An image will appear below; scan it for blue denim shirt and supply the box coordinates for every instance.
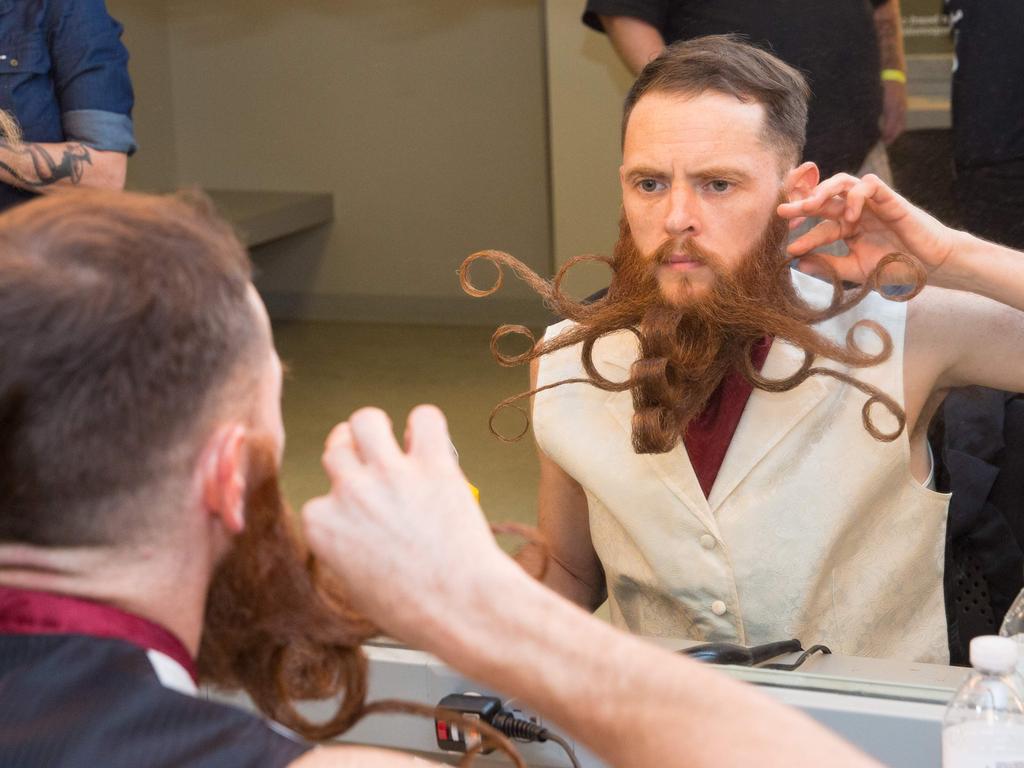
[0,0,135,208]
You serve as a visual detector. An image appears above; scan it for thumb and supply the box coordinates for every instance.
[301,496,342,556]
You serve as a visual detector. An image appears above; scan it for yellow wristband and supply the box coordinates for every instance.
[881,68,907,84]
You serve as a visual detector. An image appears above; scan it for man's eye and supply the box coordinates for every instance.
[707,179,732,193]
[638,179,663,193]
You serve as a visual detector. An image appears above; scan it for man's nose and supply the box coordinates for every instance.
[664,185,699,237]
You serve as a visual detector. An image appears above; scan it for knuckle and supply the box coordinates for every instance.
[321,447,347,477]
[343,471,383,507]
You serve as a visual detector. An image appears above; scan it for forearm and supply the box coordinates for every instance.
[938,230,1024,311]
[599,15,666,75]
[421,560,877,768]
[873,0,906,72]
[0,141,126,193]
[292,744,441,767]
[537,554,606,610]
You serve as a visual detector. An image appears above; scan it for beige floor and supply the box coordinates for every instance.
[273,320,542,535]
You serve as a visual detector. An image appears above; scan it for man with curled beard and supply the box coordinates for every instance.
[465,35,1024,665]
[0,189,878,766]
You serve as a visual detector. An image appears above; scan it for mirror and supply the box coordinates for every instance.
[105,0,1021,679]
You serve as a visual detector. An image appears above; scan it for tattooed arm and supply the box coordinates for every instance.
[0,141,127,193]
[873,0,908,144]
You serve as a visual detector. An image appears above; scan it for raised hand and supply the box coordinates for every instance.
[778,173,959,287]
[301,405,511,649]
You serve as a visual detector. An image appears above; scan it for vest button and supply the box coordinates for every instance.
[700,534,716,550]
[711,600,727,616]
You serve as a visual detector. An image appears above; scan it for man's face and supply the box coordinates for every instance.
[620,91,788,306]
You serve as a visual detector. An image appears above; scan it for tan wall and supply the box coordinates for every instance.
[544,0,631,298]
[154,0,553,325]
[108,0,178,191]
[98,4,954,322]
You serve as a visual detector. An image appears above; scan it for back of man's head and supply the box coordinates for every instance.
[622,34,811,167]
[0,190,262,548]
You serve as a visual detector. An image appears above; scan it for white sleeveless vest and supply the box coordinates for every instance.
[534,270,950,663]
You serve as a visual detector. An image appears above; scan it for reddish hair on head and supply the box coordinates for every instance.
[0,189,261,547]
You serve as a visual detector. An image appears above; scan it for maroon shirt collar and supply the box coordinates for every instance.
[0,585,197,682]
[683,335,774,499]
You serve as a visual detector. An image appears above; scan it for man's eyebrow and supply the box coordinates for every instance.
[687,165,754,181]
[623,165,669,180]
[623,164,757,182]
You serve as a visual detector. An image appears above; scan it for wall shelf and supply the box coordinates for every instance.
[203,189,333,248]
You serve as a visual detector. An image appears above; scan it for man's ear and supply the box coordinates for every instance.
[200,424,248,535]
[784,161,820,203]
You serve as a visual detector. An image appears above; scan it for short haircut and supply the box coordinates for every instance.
[0,190,262,547]
[622,34,811,167]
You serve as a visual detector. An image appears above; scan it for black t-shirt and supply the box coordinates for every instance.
[946,0,1024,170]
[583,0,888,178]
[0,634,311,767]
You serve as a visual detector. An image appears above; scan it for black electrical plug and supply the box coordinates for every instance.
[434,693,504,754]
[434,693,581,767]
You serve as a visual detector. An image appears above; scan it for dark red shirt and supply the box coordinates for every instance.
[0,585,196,680]
[684,336,773,498]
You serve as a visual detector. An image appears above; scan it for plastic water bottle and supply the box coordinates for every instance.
[943,635,1024,767]
[999,586,1024,678]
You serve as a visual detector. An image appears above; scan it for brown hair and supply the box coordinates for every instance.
[0,189,263,547]
[623,34,811,166]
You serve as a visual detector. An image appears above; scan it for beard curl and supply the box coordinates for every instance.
[197,439,531,765]
[460,213,927,452]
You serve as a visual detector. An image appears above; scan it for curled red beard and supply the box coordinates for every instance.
[626,217,792,452]
[460,206,927,452]
[197,440,377,740]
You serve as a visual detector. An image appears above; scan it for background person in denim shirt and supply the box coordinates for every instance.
[0,0,134,212]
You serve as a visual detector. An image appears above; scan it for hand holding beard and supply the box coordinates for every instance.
[197,436,376,740]
[780,173,957,286]
[302,405,517,651]
[197,425,537,764]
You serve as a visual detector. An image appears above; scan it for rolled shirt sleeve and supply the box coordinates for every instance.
[49,0,136,154]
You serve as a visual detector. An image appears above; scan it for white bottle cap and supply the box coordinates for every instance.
[970,635,1019,673]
